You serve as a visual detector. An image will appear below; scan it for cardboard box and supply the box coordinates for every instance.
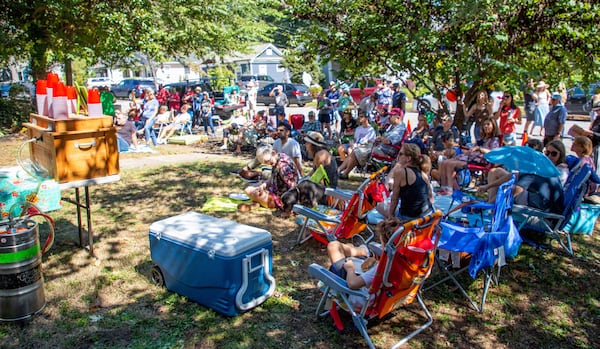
[25,114,119,183]
[149,212,275,316]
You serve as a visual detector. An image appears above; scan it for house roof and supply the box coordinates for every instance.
[222,43,283,64]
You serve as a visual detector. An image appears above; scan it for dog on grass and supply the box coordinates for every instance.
[281,180,326,213]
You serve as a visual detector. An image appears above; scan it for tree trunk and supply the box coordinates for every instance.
[29,42,48,81]
[64,59,73,86]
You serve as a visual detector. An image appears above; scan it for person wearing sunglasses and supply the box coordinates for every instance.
[544,140,569,185]
[478,140,566,215]
[385,143,434,220]
[494,92,521,146]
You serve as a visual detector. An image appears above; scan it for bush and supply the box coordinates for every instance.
[0,84,35,134]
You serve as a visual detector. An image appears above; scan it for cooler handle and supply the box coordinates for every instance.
[235,248,276,311]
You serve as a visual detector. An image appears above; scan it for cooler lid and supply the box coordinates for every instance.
[149,212,272,257]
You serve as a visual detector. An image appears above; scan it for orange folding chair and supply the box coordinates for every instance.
[308,210,443,349]
[293,167,388,245]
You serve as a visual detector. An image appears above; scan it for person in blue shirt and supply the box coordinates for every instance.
[543,92,567,146]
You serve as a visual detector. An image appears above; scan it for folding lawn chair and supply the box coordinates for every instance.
[293,167,388,245]
[178,116,193,136]
[511,163,592,255]
[308,210,443,349]
[424,174,519,312]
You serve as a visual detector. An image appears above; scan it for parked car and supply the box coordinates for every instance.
[566,83,600,115]
[111,78,157,99]
[345,77,381,103]
[86,77,113,89]
[238,74,274,90]
[256,83,312,107]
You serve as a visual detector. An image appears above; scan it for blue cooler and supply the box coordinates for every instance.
[149,212,275,316]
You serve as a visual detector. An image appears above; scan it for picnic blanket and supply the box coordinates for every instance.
[200,196,270,213]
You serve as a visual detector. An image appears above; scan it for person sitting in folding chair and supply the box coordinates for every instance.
[309,211,442,348]
[438,117,501,191]
[385,143,434,220]
[326,217,402,298]
[157,104,192,144]
[338,108,405,178]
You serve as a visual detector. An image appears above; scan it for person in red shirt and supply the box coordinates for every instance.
[167,87,181,112]
[493,92,521,146]
[156,84,170,106]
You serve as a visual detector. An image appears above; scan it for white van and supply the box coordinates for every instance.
[86,77,113,88]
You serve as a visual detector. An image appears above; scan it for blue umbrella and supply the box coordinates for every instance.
[484,146,560,178]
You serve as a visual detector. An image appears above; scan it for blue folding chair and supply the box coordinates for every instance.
[424,174,520,312]
[511,163,592,255]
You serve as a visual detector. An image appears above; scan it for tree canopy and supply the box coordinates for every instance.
[286,0,600,107]
[0,0,277,82]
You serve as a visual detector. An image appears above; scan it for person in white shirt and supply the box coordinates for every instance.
[273,123,303,177]
[337,113,376,161]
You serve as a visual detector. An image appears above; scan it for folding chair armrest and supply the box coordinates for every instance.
[512,204,564,221]
[368,241,383,257]
[465,202,494,211]
[308,263,366,297]
[292,204,341,224]
[325,188,353,201]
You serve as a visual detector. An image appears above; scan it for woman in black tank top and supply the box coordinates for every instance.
[387,143,433,219]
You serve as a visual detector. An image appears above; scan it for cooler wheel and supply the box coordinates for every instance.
[150,265,165,287]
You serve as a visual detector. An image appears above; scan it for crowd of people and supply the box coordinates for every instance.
[114,80,600,224]
[109,78,600,296]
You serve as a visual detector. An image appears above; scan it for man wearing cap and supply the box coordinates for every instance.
[273,123,304,177]
[301,111,322,134]
[270,85,288,115]
[543,92,567,146]
[304,131,338,188]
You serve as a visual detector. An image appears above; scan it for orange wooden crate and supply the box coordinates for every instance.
[25,114,120,183]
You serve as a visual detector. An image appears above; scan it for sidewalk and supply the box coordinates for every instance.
[119,151,249,170]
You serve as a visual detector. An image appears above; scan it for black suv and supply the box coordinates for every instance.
[111,78,156,98]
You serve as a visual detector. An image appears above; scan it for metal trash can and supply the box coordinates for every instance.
[0,218,46,321]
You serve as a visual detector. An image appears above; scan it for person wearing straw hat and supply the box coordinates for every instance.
[304,131,338,188]
[532,80,550,136]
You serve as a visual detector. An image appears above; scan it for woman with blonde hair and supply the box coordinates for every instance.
[386,143,434,220]
[243,144,299,212]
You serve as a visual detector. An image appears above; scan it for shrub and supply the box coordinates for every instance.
[0,84,35,134]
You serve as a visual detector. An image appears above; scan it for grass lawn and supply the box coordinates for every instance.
[0,133,598,349]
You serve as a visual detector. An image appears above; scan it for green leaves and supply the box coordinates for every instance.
[288,0,600,107]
